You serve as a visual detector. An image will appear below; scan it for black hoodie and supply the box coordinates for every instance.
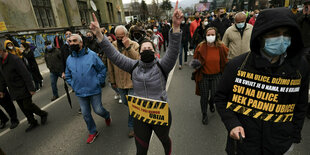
[215,8,309,154]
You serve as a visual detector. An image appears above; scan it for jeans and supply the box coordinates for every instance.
[110,83,119,94]
[118,88,134,129]
[78,93,110,134]
[179,42,188,66]
[50,72,62,97]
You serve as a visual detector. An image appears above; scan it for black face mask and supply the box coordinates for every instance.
[70,44,80,52]
[195,17,200,21]
[140,50,155,63]
[86,36,93,41]
[117,39,124,48]
[220,14,225,18]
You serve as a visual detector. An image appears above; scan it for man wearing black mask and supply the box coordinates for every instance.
[108,25,139,138]
[210,8,232,40]
[129,25,146,45]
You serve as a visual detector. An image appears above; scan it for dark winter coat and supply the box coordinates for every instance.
[60,43,71,73]
[0,53,35,100]
[84,38,102,54]
[44,47,64,73]
[192,25,209,47]
[209,17,231,40]
[22,48,43,82]
[181,23,190,44]
[214,8,309,154]
[296,12,310,48]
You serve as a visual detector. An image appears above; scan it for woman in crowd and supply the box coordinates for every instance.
[89,2,183,154]
[191,27,229,125]
[20,42,43,91]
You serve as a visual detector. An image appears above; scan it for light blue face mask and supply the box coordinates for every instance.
[263,35,291,56]
[236,22,245,29]
[46,45,53,50]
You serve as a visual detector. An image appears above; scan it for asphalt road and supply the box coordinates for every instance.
[0,56,309,155]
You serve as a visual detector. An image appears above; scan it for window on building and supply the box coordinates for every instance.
[77,1,90,26]
[106,2,115,23]
[31,0,56,28]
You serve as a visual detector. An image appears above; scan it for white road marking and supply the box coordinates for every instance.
[0,90,72,137]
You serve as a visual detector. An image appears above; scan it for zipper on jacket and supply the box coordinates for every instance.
[142,68,148,98]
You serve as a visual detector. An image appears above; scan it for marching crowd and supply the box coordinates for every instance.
[1,0,310,154]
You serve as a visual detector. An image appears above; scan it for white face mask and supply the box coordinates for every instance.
[8,46,13,50]
[255,13,259,17]
[153,29,158,32]
[181,21,185,24]
[204,21,209,26]
[206,36,216,43]
[189,21,192,24]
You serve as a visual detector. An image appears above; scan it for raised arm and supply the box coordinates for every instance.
[159,1,183,74]
[90,13,137,73]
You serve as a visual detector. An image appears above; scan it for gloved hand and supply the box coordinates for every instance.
[190,59,202,69]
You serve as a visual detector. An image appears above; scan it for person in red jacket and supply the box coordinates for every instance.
[248,10,259,26]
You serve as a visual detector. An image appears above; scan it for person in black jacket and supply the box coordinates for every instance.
[60,29,72,79]
[179,18,191,69]
[209,8,231,40]
[20,43,43,91]
[215,8,309,154]
[192,18,210,49]
[44,41,64,101]
[297,0,310,119]
[0,41,48,132]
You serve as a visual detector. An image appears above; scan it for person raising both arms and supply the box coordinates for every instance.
[89,1,183,154]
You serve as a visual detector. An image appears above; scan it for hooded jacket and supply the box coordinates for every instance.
[215,8,309,154]
[98,31,181,102]
[4,40,22,59]
[65,48,106,97]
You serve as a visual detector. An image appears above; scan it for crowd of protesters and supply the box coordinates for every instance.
[1,1,310,154]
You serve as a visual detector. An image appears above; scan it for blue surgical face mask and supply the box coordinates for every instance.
[236,22,245,29]
[263,35,291,56]
[46,45,53,50]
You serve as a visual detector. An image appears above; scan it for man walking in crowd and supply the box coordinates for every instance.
[248,9,259,26]
[222,12,253,61]
[179,17,191,69]
[297,0,310,119]
[61,29,72,79]
[210,8,231,39]
[65,34,111,144]
[108,25,139,138]
[4,40,22,58]
[0,40,48,132]
[215,8,309,154]
[189,11,201,55]
[0,88,19,129]
[161,20,171,51]
[44,41,64,101]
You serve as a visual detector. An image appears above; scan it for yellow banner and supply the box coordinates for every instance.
[0,22,7,32]
[285,0,290,7]
[127,95,169,126]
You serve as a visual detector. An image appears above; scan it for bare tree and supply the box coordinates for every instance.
[149,0,163,20]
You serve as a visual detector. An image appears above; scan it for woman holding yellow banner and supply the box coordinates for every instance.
[89,1,183,154]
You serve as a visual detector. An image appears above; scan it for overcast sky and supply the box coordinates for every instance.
[122,0,178,4]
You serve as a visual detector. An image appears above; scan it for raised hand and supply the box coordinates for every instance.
[89,13,104,41]
[172,0,183,32]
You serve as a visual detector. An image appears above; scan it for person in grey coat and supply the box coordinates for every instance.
[89,3,183,154]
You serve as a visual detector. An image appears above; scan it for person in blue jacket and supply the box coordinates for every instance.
[65,34,111,144]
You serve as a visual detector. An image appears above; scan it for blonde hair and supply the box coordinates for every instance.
[205,27,223,47]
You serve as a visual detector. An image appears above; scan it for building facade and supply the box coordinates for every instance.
[0,0,125,57]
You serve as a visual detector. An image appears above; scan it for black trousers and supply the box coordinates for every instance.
[134,109,172,155]
[16,97,46,124]
[0,89,18,123]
